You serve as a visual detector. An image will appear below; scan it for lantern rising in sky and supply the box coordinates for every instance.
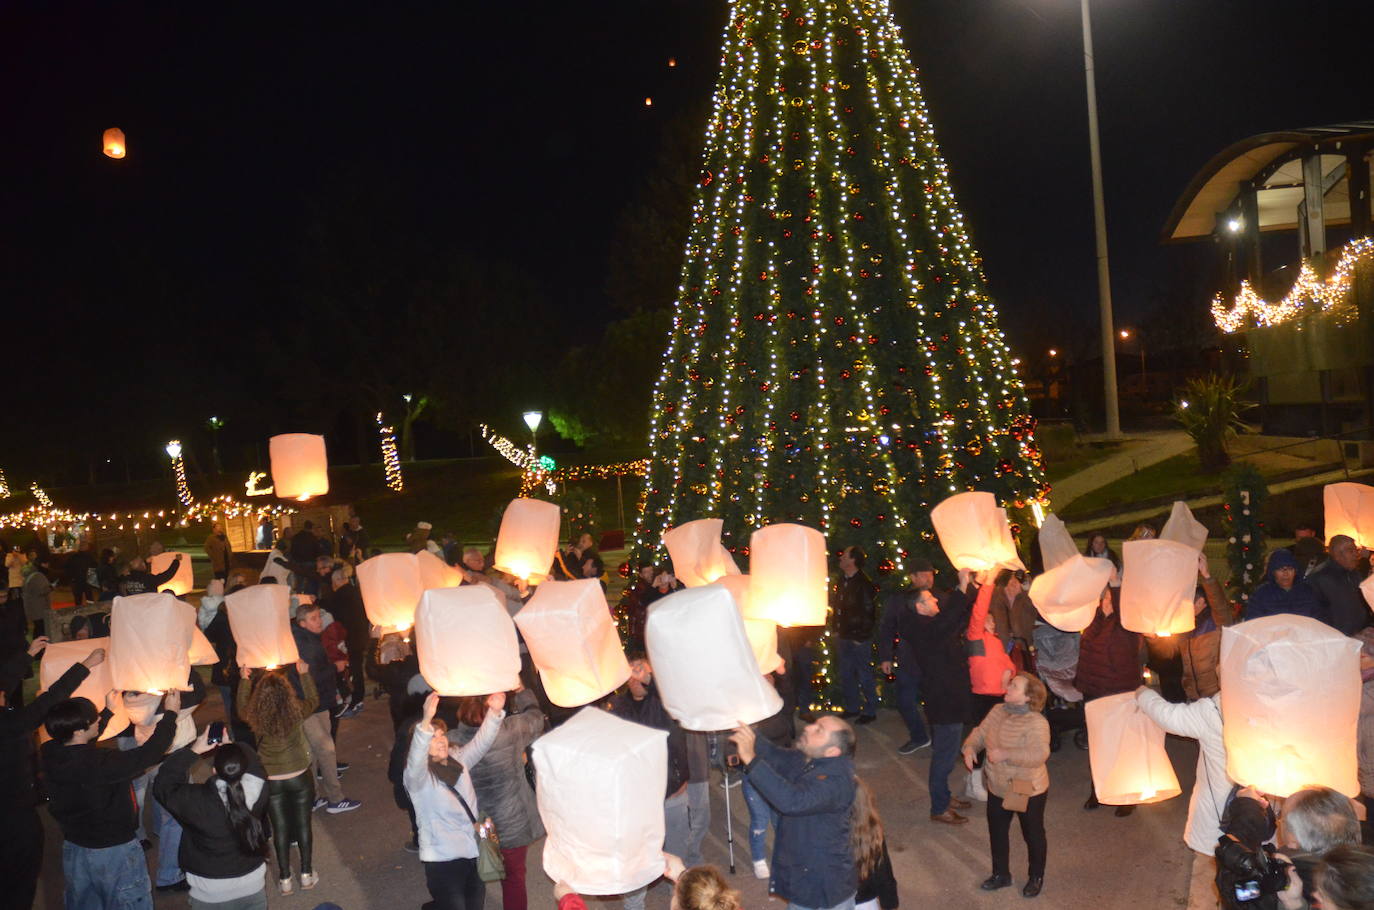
[102,127,126,158]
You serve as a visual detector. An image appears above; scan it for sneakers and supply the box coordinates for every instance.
[339,702,363,719]
[335,761,351,773]
[403,839,420,854]
[312,797,329,812]
[300,871,319,890]
[326,798,362,814]
[897,738,931,755]
[753,859,769,880]
[278,876,294,896]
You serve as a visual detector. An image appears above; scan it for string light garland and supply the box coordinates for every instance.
[519,459,651,497]
[29,482,53,509]
[167,440,194,508]
[480,424,557,494]
[1213,235,1374,333]
[378,412,404,492]
[0,469,10,498]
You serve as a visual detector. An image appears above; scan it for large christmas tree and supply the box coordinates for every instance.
[635,0,1048,579]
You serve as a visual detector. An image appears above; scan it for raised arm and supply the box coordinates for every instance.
[451,698,506,769]
[967,582,995,640]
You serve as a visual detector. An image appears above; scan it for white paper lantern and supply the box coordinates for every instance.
[1325,483,1374,549]
[102,127,126,159]
[1221,614,1362,797]
[718,575,783,674]
[646,585,784,731]
[1037,514,1077,571]
[416,550,463,592]
[1028,555,1114,633]
[1085,691,1182,805]
[110,593,195,693]
[515,579,630,707]
[493,498,562,583]
[269,434,329,501]
[1361,574,1374,610]
[930,491,1025,571]
[415,585,521,696]
[746,523,828,627]
[1160,500,1208,552]
[533,707,667,895]
[1119,539,1198,637]
[39,637,130,741]
[357,552,424,632]
[148,551,194,596]
[225,584,299,670]
[189,625,218,666]
[662,519,740,587]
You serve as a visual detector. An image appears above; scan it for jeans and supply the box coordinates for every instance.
[742,778,778,863]
[987,791,1048,878]
[120,751,183,886]
[62,838,152,910]
[893,665,928,745]
[837,638,878,715]
[267,772,315,877]
[929,723,963,815]
[190,892,267,910]
[685,780,710,867]
[664,789,690,858]
[787,897,856,910]
[423,856,484,910]
[499,844,529,910]
[302,710,343,803]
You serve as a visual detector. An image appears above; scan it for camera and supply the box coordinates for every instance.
[1217,838,1290,904]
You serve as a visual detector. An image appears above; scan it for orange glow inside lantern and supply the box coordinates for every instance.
[662,519,740,587]
[718,575,783,674]
[1324,482,1374,550]
[109,593,195,693]
[268,433,329,501]
[189,625,217,666]
[515,579,629,707]
[416,550,464,592]
[1119,539,1197,637]
[357,552,424,632]
[1159,500,1208,552]
[103,127,125,158]
[1028,554,1114,633]
[930,491,1024,571]
[1085,691,1182,805]
[39,637,130,741]
[415,586,521,696]
[225,584,299,670]
[148,551,193,596]
[493,498,562,583]
[746,523,827,627]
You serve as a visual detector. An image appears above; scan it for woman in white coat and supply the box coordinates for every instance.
[1134,686,1231,910]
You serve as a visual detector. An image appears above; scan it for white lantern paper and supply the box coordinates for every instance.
[1160,500,1209,552]
[1361,573,1374,610]
[930,491,1025,571]
[1037,514,1077,571]
[416,550,463,592]
[149,551,193,596]
[189,625,217,666]
[533,707,668,895]
[1028,555,1114,633]
[515,579,630,707]
[746,523,828,627]
[357,552,424,632]
[1325,483,1374,549]
[493,498,562,583]
[718,574,783,674]
[110,593,194,693]
[1220,614,1362,797]
[415,585,521,696]
[1119,539,1197,637]
[225,584,299,670]
[646,585,784,730]
[39,637,130,741]
[662,519,740,587]
[269,433,329,501]
[1085,691,1182,805]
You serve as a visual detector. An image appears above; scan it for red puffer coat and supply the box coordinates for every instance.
[1074,589,1142,699]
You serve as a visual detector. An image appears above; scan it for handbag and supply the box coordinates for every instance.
[451,784,506,882]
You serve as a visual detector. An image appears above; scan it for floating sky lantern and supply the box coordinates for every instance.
[1119,539,1198,637]
[1037,514,1077,571]
[1160,500,1208,551]
[746,523,827,627]
[1086,691,1182,805]
[718,574,783,674]
[416,549,464,591]
[102,127,125,158]
[1325,482,1374,549]
[662,519,740,587]
[225,584,298,670]
[493,497,561,583]
[515,579,629,707]
[415,585,521,696]
[930,491,1024,571]
[109,593,194,693]
[149,551,193,596]
[357,552,424,632]
[39,637,129,741]
[1028,554,1114,633]
[268,433,329,501]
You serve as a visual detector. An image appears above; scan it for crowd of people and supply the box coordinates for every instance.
[7,513,1374,910]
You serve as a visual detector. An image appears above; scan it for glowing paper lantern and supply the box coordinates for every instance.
[646,585,784,730]
[533,707,668,894]
[189,625,217,666]
[1085,691,1182,805]
[1037,514,1077,571]
[1160,501,1208,552]
[1361,574,1374,610]
[493,498,561,583]
[102,127,125,158]
[719,574,783,674]
[1325,483,1374,549]
[416,550,463,591]
[149,551,193,596]
[515,579,629,707]
[1119,539,1197,637]
[39,637,129,741]
[225,584,299,670]
[930,491,1025,571]
[357,552,424,632]
[110,593,194,693]
[415,585,521,696]
[1028,555,1114,633]
[662,519,740,587]
[1220,614,1362,797]
[746,523,827,627]
[268,433,329,501]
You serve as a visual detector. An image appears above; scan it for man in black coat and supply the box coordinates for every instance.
[1307,535,1371,635]
[831,545,880,724]
[291,603,361,814]
[877,561,974,825]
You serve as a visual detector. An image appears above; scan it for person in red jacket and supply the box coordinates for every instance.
[967,574,1015,724]
[1074,586,1142,817]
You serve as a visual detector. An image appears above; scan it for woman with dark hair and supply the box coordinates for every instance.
[1083,534,1119,569]
[154,729,271,909]
[238,662,318,895]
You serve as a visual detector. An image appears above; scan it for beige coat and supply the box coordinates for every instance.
[963,704,1051,798]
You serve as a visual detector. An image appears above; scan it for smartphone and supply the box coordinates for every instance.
[206,721,227,746]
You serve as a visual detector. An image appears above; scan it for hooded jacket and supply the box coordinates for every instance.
[1244,549,1320,622]
[153,744,269,882]
[967,583,1014,696]
[1075,589,1142,700]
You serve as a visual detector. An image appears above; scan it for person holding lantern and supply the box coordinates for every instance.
[1076,585,1143,816]
[960,672,1051,898]
[967,571,1016,723]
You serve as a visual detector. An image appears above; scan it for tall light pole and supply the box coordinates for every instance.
[1080,0,1121,438]
[523,410,543,449]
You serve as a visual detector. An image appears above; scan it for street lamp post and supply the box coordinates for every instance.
[523,410,543,449]
[1080,0,1122,438]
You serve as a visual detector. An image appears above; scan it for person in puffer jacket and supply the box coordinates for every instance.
[1244,548,1321,622]
[967,576,1015,724]
[1075,586,1142,816]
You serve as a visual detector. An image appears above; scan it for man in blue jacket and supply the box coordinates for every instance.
[731,714,857,910]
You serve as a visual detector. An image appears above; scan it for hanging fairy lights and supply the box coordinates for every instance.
[378,412,404,492]
[165,440,194,508]
[30,482,53,509]
[0,469,10,498]
[1212,235,1373,333]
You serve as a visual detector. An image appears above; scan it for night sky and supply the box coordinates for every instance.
[2,0,1370,481]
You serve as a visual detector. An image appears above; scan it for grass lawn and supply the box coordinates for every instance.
[1037,423,1125,484]
[1061,451,1222,517]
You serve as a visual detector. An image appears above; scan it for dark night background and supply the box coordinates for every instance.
[2,0,1370,488]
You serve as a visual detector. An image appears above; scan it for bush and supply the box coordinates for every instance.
[1174,374,1249,472]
